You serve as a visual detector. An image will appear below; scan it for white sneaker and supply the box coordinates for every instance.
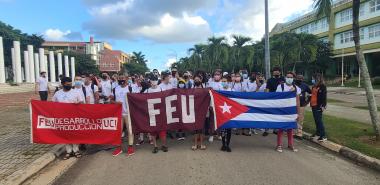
[208,136,214,143]
[121,131,125,138]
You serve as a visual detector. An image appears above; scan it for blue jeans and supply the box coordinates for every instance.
[312,107,325,137]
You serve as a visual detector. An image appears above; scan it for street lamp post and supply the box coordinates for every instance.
[264,0,271,80]
[341,48,344,87]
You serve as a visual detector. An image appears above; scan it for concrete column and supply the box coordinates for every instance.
[39,48,45,72]
[27,45,35,83]
[11,48,16,82]
[23,51,30,82]
[57,53,63,78]
[13,41,22,83]
[34,53,40,79]
[70,57,75,81]
[44,55,49,82]
[49,51,56,82]
[0,37,5,83]
[64,55,69,77]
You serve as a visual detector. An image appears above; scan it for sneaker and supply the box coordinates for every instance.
[127,147,135,156]
[226,146,232,152]
[273,130,278,135]
[112,147,122,156]
[262,132,269,137]
[288,146,298,152]
[220,146,227,151]
[177,137,185,141]
[121,131,125,138]
[152,147,159,154]
[317,137,327,142]
[276,146,283,153]
[161,146,168,152]
[217,136,222,140]
[136,140,144,146]
[208,136,214,143]
[252,129,258,135]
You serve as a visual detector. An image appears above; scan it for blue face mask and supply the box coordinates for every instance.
[221,82,228,88]
[128,80,132,84]
[312,79,316,84]
[74,81,82,86]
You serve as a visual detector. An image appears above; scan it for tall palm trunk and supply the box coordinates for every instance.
[352,0,380,140]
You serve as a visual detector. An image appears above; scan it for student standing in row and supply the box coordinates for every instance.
[311,74,327,142]
[35,71,50,101]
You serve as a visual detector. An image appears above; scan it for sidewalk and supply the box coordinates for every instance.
[328,87,380,96]
[0,92,54,180]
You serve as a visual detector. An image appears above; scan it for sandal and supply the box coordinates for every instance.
[63,153,71,160]
[200,145,206,150]
[74,152,82,158]
[191,145,197,150]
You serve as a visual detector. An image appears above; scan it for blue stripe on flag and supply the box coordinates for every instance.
[246,107,297,115]
[220,120,297,129]
[216,90,296,100]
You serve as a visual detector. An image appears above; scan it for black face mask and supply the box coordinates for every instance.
[259,80,264,84]
[63,85,72,91]
[184,76,188,79]
[194,81,201,86]
[172,71,177,76]
[102,75,107,79]
[274,74,280,78]
[295,80,302,85]
[118,80,126,85]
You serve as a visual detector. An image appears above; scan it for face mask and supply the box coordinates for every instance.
[184,76,188,79]
[179,84,185,88]
[214,75,221,81]
[128,80,132,84]
[74,81,82,86]
[194,81,201,86]
[102,75,107,79]
[172,71,177,76]
[63,85,72,91]
[259,80,264,84]
[285,77,293,85]
[274,74,280,78]
[221,82,228,88]
[118,80,126,85]
[295,80,301,85]
[243,74,248,79]
[312,79,316,84]
[151,81,158,86]
[235,77,241,82]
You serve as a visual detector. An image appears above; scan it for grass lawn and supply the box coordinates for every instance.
[328,77,380,89]
[303,111,380,160]
[327,99,346,103]
[352,106,380,111]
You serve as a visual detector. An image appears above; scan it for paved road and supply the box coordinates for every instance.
[54,134,379,185]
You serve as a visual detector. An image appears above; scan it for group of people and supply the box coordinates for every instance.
[34,66,327,159]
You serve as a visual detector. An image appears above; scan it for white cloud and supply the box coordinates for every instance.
[165,58,177,68]
[43,29,83,41]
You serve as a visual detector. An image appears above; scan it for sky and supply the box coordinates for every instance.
[0,0,315,71]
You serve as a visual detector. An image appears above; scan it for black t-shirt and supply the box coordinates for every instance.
[266,76,285,92]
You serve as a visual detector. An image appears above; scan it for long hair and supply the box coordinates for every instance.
[313,73,325,86]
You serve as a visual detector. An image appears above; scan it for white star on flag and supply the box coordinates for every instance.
[220,102,232,114]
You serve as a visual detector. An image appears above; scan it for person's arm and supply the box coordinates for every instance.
[321,85,327,109]
[94,86,99,104]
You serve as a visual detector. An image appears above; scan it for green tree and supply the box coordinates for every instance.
[232,35,252,72]
[63,51,99,75]
[124,51,149,75]
[314,0,380,140]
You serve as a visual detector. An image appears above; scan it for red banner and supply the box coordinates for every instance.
[127,88,211,133]
[31,100,122,145]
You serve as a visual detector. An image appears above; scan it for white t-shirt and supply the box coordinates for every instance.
[52,89,82,103]
[144,86,162,93]
[37,77,48,91]
[276,84,301,95]
[159,82,173,91]
[112,81,119,89]
[84,84,98,104]
[114,86,129,116]
[257,83,267,92]
[100,80,112,97]
[246,82,257,92]
[72,87,85,103]
[231,82,246,92]
[208,81,222,91]
[130,83,141,93]
[169,76,178,89]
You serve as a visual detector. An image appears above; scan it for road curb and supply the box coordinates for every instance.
[0,144,66,185]
[302,132,380,172]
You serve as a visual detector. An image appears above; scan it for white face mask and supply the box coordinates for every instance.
[178,84,185,88]
[285,77,293,85]
[151,81,158,86]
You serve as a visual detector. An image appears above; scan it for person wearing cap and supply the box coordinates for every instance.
[169,67,179,88]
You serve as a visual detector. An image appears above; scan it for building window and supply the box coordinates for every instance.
[340,29,364,44]
[310,22,318,32]
[340,8,352,23]
[369,24,380,38]
[300,25,309,33]
[370,0,380,12]
[320,18,328,30]
[360,6,365,16]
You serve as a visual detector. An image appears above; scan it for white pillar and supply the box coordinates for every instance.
[70,57,75,80]
[11,48,16,82]
[13,41,22,83]
[0,37,5,83]
[23,51,30,82]
[49,51,56,82]
[34,53,40,79]
[44,55,49,82]
[39,48,45,72]
[27,45,35,83]
[57,53,63,78]
[64,55,69,77]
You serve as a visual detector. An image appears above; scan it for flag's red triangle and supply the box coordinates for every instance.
[210,90,249,129]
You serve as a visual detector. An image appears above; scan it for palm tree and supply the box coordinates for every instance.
[314,0,380,140]
[232,35,252,72]
[188,44,205,72]
[206,36,229,72]
[294,33,318,72]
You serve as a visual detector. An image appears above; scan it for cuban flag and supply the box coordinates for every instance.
[210,90,297,129]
